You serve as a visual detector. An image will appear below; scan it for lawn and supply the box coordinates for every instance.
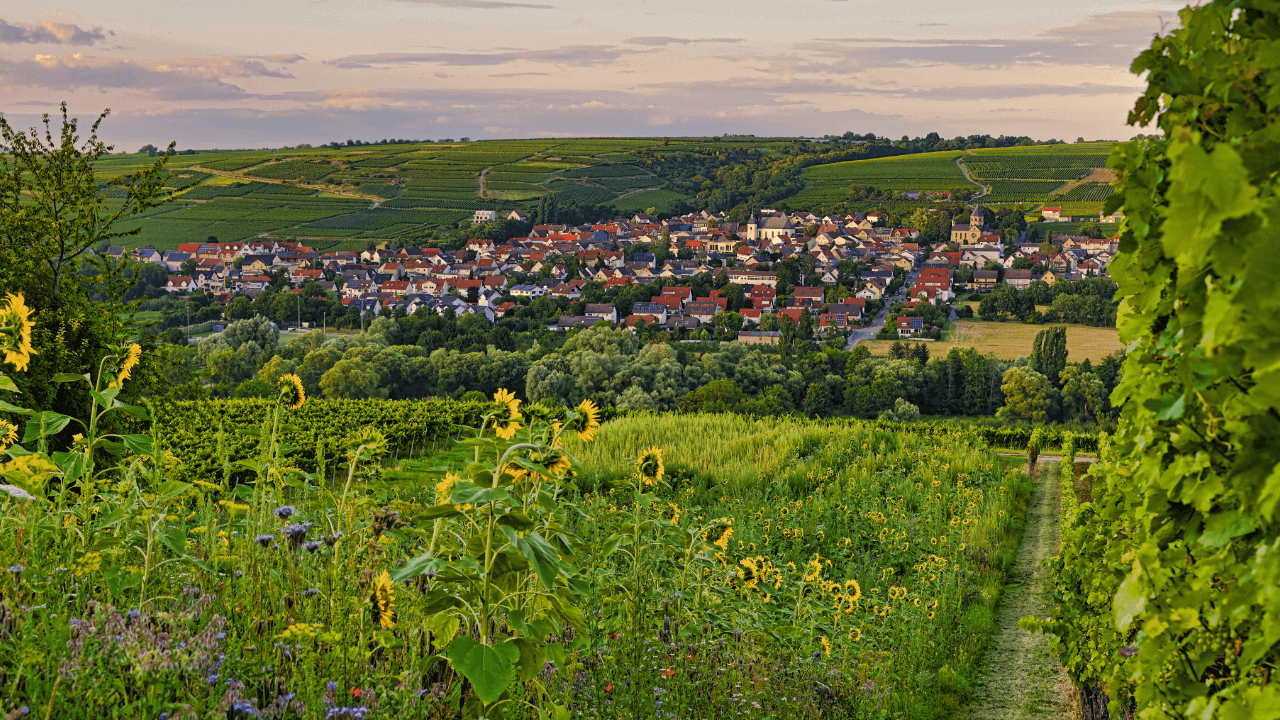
[863,319,1123,361]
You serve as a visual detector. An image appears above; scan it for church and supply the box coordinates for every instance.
[949,206,986,243]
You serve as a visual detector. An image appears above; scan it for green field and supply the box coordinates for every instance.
[791,150,972,207]
[100,139,710,248]
[788,143,1117,215]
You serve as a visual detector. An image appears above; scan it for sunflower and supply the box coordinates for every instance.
[567,399,601,442]
[713,525,733,552]
[637,446,664,487]
[543,449,572,476]
[436,472,462,504]
[370,570,396,629]
[819,636,832,656]
[844,578,862,604]
[279,374,306,410]
[850,627,862,642]
[0,420,17,451]
[493,388,521,419]
[0,293,36,372]
[116,343,142,385]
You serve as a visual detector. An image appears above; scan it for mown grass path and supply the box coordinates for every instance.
[965,460,1070,719]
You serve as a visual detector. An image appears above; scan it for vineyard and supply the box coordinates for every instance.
[960,144,1113,208]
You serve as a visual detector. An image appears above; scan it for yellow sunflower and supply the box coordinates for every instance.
[493,388,521,419]
[844,578,862,604]
[116,343,142,385]
[567,399,601,442]
[279,374,306,410]
[0,420,17,451]
[0,293,36,372]
[370,570,396,629]
[637,446,664,487]
[543,449,573,476]
[436,472,461,504]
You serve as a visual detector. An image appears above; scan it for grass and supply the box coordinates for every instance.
[864,320,1122,361]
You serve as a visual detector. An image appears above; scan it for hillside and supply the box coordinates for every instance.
[790,142,1116,217]
[102,137,809,252]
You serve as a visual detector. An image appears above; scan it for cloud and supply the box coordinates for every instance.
[386,0,554,8]
[489,71,550,77]
[788,10,1174,72]
[328,44,628,69]
[243,53,306,64]
[0,53,295,100]
[623,36,745,46]
[0,19,107,46]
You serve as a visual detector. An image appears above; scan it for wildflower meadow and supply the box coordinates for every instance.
[0,292,1031,719]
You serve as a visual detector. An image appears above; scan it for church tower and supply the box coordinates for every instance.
[970,206,985,230]
[746,216,759,242]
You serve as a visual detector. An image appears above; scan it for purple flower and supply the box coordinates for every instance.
[283,522,313,552]
[303,541,323,554]
[7,564,24,576]
[303,588,320,598]
[274,505,295,520]
[325,681,337,691]
[323,532,343,547]
[254,534,274,548]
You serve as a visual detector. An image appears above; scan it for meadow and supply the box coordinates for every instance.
[861,320,1123,362]
[0,323,1033,719]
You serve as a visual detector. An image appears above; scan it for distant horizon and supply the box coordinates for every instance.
[3,0,1186,148]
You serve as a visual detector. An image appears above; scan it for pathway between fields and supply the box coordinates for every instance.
[965,460,1071,720]
[957,154,988,202]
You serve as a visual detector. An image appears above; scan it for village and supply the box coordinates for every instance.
[127,204,1119,341]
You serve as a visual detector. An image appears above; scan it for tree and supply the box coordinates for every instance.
[996,366,1052,422]
[1059,366,1106,422]
[1030,325,1068,385]
[0,104,175,299]
[179,258,197,276]
[802,382,830,417]
[319,358,387,399]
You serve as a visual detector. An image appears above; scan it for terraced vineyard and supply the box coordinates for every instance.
[961,143,1114,211]
[98,139,712,250]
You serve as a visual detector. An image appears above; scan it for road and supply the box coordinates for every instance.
[845,267,921,350]
[956,154,988,201]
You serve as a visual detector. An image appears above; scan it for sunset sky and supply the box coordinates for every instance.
[1,0,1185,149]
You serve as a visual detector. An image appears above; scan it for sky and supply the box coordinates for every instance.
[0,0,1186,150]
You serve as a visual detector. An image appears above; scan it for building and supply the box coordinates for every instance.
[472,210,497,224]
[972,270,999,291]
[584,303,617,323]
[897,316,925,337]
[738,330,781,346]
[1005,269,1034,289]
[1041,207,1062,222]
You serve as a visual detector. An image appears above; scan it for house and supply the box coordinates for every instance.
[827,300,865,320]
[552,316,594,331]
[897,316,925,337]
[584,304,618,323]
[726,269,778,288]
[738,330,781,346]
[685,302,720,323]
[511,284,546,299]
[492,301,518,319]
[507,209,528,222]
[473,210,497,224]
[791,286,825,307]
[165,276,194,293]
[241,254,276,273]
[1041,207,1062,222]
[1005,269,1034,289]
[630,302,669,324]
[972,270,999,291]
[664,316,701,331]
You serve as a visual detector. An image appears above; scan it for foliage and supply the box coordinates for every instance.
[1045,3,1280,717]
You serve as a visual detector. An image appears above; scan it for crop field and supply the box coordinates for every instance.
[863,319,1122,361]
[962,143,1113,209]
[608,188,689,214]
[794,151,971,203]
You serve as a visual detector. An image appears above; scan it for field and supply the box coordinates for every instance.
[790,151,972,206]
[962,143,1114,214]
[0,351,1033,720]
[863,319,1123,361]
[98,139,740,248]
[787,143,1118,216]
